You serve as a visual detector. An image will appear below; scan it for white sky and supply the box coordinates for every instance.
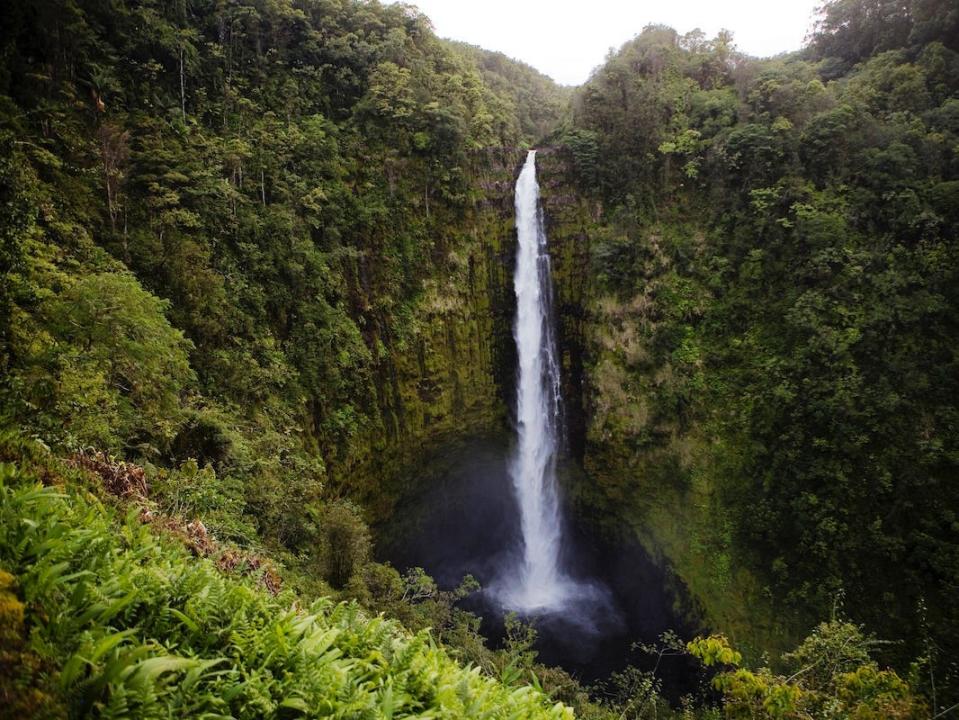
[391,0,822,85]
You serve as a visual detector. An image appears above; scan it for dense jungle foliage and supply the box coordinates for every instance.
[1,0,957,716]
[0,0,564,561]
[0,436,582,719]
[554,0,959,709]
[0,1,582,712]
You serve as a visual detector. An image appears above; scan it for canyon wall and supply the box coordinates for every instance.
[535,149,789,656]
[342,149,525,519]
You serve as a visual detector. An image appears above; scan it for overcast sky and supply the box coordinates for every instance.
[390,0,822,85]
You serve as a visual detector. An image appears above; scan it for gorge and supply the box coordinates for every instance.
[379,148,696,693]
[1,0,957,717]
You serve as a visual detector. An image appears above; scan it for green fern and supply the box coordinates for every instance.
[0,463,573,720]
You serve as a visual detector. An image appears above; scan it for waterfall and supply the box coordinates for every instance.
[500,149,573,612]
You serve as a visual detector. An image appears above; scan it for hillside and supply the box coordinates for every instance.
[0,0,570,545]
[0,436,575,719]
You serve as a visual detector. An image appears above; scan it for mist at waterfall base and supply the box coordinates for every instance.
[377,437,697,694]
[378,152,698,696]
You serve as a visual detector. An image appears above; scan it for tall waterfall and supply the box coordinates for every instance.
[501,149,573,612]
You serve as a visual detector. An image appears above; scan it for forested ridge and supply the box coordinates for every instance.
[0,0,957,717]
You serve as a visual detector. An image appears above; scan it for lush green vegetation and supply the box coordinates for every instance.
[0,1,586,711]
[449,43,573,143]
[548,0,959,708]
[0,439,579,719]
[0,434,928,718]
[688,627,927,719]
[1,0,956,716]
[0,0,565,571]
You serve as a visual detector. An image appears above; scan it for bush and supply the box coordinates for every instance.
[688,623,926,719]
[315,499,372,589]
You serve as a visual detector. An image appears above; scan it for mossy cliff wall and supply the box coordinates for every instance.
[535,149,790,657]
[340,149,525,519]
[533,149,595,460]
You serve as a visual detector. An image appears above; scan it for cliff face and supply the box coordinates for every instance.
[340,149,525,519]
[534,149,596,461]
[535,149,788,655]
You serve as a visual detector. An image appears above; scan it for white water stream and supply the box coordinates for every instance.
[499,150,577,612]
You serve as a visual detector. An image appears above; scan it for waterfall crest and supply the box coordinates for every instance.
[499,149,574,612]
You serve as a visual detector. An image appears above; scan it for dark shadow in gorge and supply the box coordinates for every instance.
[375,435,705,702]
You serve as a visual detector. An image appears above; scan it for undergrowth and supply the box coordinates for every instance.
[0,452,572,719]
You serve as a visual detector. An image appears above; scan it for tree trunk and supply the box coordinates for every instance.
[179,45,186,122]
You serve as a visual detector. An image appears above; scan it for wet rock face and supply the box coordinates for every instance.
[372,148,709,696]
[335,146,602,524]
[534,149,596,462]
[532,151,782,658]
[336,148,526,520]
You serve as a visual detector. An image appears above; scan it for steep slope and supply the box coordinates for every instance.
[0,439,572,719]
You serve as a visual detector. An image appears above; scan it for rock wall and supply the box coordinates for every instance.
[340,148,526,519]
[534,149,597,461]
[348,144,782,652]
[535,149,789,657]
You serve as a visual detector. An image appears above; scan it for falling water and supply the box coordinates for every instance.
[499,149,574,612]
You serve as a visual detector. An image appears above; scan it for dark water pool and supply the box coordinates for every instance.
[376,437,705,699]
